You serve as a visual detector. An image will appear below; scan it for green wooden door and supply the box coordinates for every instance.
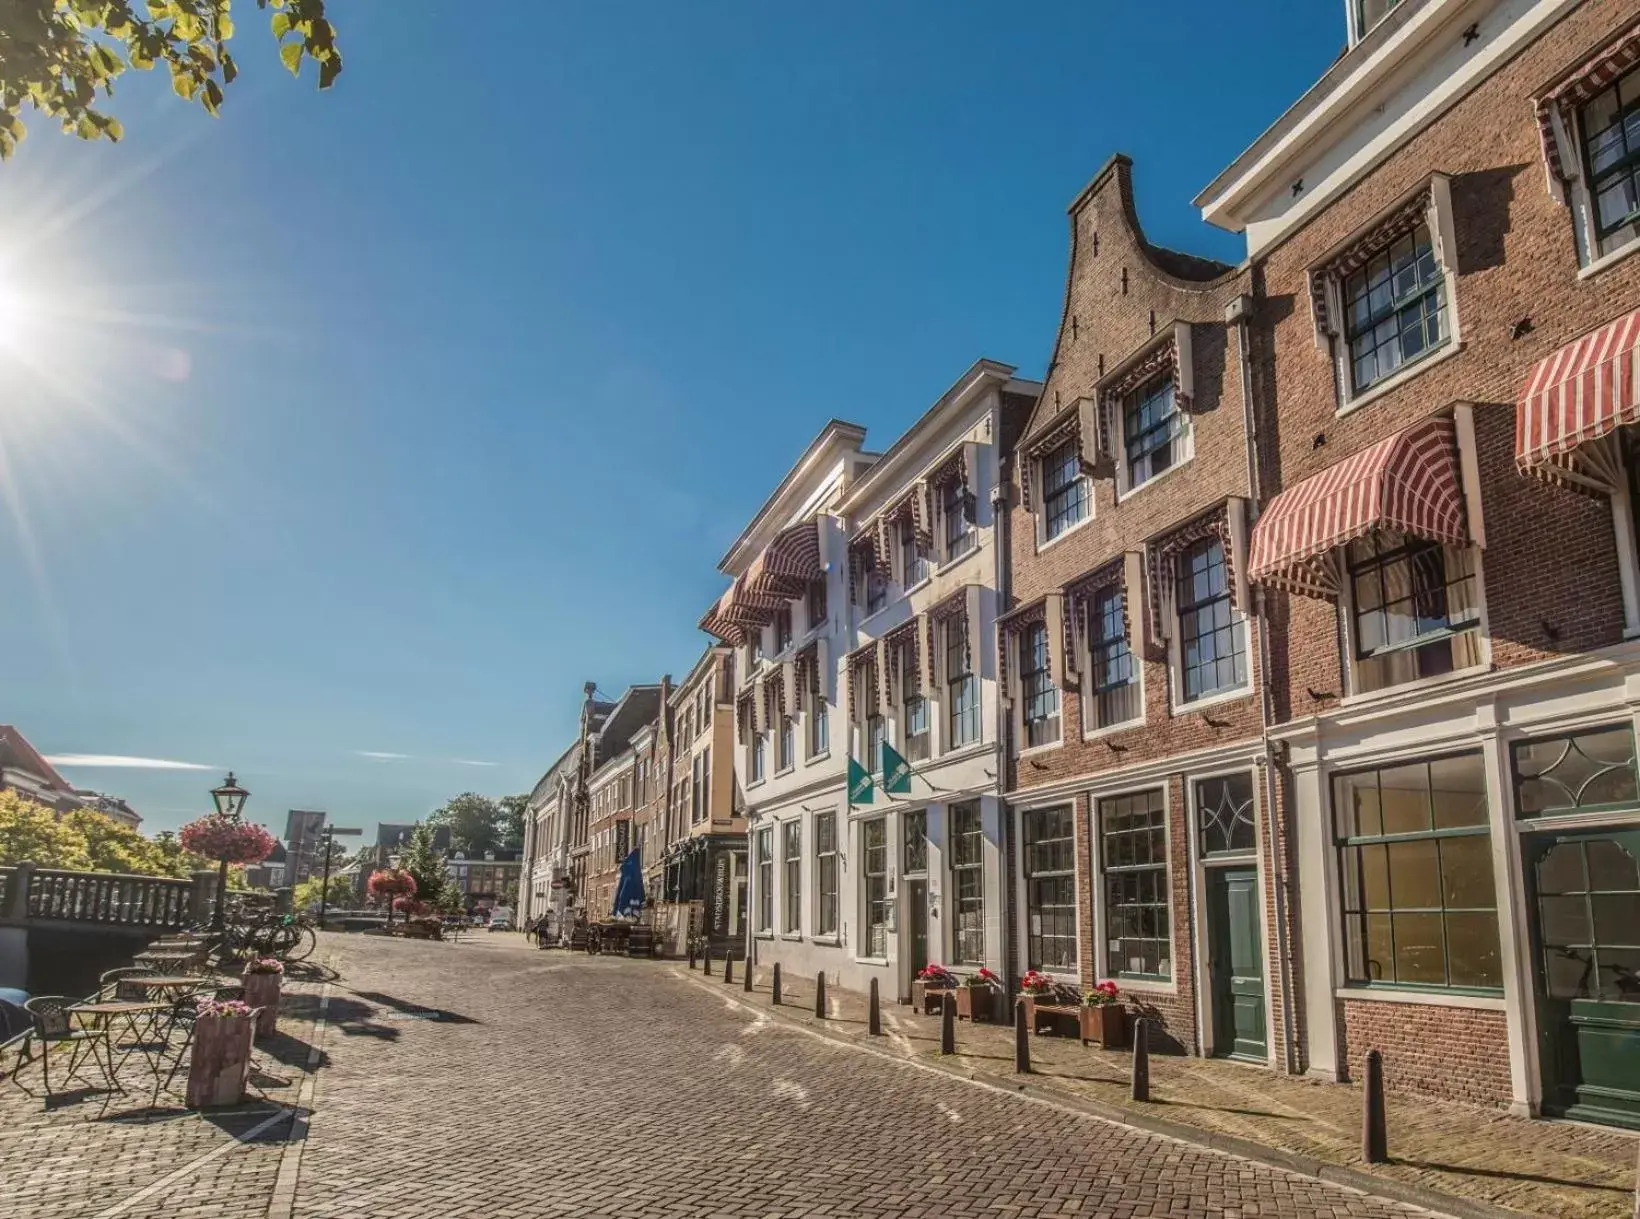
[1525,828,1640,1129]
[1207,866,1267,1062]
[906,880,928,976]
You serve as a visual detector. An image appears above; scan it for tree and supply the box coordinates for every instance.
[497,794,529,851]
[0,790,90,868]
[427,793,501,856]
[61,808,173,875]
[398,822,452,910]
[0,0,343,158]
[293,873,354,911]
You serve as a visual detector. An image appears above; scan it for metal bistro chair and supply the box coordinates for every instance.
[22,996,116,1099]
[99,966,162,1002]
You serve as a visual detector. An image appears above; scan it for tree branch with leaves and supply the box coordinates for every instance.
[0,0,342,158]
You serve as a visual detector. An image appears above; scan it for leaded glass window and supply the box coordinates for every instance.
[1196,772,1256,857]
[903,809,927,874]
[1513,725,1640,818]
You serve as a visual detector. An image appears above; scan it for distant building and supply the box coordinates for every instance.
[445,848,522,913]
[0,726,85,813]
[244,840,288,890]
[72,791,143,830]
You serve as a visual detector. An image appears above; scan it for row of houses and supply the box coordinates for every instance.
[521,0,1640,1130]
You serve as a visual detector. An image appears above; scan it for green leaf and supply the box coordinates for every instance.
[102,116,123,142]
[170,67,198,99]
[202,78,222,115]
[279,39,302,76]
[75,113,101,140]
[222,50,238,83]
[271,9,292,37]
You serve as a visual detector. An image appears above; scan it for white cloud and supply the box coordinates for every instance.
[448,758,499,768]
[46,754,213,771]
[355,751,411,761]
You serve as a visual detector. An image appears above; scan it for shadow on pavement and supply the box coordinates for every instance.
[282,993,400,1041]
[1396,1159,1634,1194]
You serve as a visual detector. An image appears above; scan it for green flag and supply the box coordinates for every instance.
[848,756,875,806]
[881,741,912,794]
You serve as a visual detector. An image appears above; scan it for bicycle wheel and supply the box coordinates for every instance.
[283,925,317,962]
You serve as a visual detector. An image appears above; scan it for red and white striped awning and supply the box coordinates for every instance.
[1516,306,1640,494]
[698,578,785,645]
[1535,24,1640,188]
[1248,416,1469,599]
[743,519,821,599]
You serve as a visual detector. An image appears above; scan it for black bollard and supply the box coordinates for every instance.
[723,954,734,984]
[743,957,753,993]
[815,970,828,1019]
[941,993,956,1054]
[1013,998,1030,1074]
[1131,1016,1150,1102]
[1363,1049,1387,1164]
[772,962,782,1006]
[868,978,882,1036]
[687,946,696,970]
[703,946,713,977]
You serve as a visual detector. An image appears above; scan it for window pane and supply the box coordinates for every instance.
[1439,833,1496,909]
[1513,725,1640,817]
[1377,762,1432,835]
[1386,838,1441,908]
[1391,911,1446,985]
[1444,912,1502,988]
[1196,773,1255,856]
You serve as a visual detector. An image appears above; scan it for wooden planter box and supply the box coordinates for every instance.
[242,971,280,1039]
[912,981,954,1015]
[1080,1003,1127,1048]
[186,1014,254,1108]
[956,984,1000,1023]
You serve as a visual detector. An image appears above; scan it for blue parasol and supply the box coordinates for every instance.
[611,847,645,917]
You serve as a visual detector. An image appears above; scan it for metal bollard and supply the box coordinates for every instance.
[743,957,753,993]
[687,946,696,970]
[1014,998,1030,1074]
[1131,1016,1150,1102]
[723,954,734,984]
[941,993,956,1054]
[772,962,782,1006]
[1363,1048,1388,1164]
[868,978,882,1036]
[815,970,827,1019]
[703,946,713,977]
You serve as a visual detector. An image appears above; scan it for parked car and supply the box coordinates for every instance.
[487,907,514,932]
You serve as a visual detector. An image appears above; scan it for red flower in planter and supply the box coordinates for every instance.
[1082,979,1120,1007]
[367,869,417,898]
[1019,969,1054,995]
[916,964,956,986]
[178,815,277,865]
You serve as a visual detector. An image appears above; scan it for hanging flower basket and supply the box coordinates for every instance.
[178,815,277,865]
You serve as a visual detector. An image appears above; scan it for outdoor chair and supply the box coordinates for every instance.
[99,966,161,1002]
[22,996,116,1099]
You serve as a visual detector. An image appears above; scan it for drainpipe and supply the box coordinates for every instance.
[993,430,1018,987]
[1231,290,1300,1077]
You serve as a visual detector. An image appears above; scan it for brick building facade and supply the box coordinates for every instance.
[998,156,1280,1062]
[1200,0,1640,1125]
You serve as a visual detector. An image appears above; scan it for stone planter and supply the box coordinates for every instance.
[1079,1002,1127,1048]
[242,971,281,1039]
[956,984,999,1023]
[186,1014,254,1108]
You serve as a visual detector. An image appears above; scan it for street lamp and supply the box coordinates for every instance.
[210,772,249,930]
[211,772,249,820]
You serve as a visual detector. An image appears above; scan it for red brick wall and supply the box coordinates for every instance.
[1340,998,1512,1108]
[1255,0,1640,720]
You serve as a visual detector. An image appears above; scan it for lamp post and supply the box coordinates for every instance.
[316,823,363,928]
[209,772,249,930]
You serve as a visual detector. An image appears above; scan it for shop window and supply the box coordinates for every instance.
[861,817,888,957]
[1333,752,1501,991]
[950,803,984,965]
[1100,790,1171,979]
[1022,806,1076,971]
[1513,725,1640,817]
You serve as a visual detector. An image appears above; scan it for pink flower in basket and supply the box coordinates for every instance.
[1082,979,1120,1007]
[178,815,277,865]
[1019,969,1054,995]
[368,868,417,898]
[244,957,284,976]
[196,998,253,1020]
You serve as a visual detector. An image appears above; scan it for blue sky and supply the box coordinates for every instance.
[0,1,1342,837]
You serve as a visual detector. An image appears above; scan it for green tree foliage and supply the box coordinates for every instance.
[0,0,342,158]
[61,808,175,875]
[496,793,528,850]
[427,792,501,856]
[398,822,451,910]
[0,790,91,868]
[292,872,355,911]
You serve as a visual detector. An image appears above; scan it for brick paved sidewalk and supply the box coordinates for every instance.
[696,958,1639,1219]
[0,958,333,1219]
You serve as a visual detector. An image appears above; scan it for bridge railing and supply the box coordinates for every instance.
[1,861,219,931]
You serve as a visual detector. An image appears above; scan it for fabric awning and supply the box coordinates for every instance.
[1248,416,1469,599]
[1516,306,1640,493]
[743,520,821,599]
[699,578,784,645]
[1535,24,1640,188]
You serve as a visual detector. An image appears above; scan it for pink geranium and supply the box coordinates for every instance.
[1083,979,1120,1007]
[196,998,253,1019]
[367,869,417,898]
[1020,969,1054,995]
[916,964,956,986]
[178,815,277,865]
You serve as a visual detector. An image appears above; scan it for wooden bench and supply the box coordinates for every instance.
[1029,1000,1083,1039]
[916,986,954,1016]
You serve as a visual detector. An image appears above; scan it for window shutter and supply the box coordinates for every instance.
[965,584,983,678]
[1173,321,1195,410]
[1046,592,1074,688]
[876,637,891,717]
[1226,496,1251,615]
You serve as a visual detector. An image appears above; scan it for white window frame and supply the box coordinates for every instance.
[1167,535,1252,715]
[782,819,803,936]
[1117,374,1194,499]
[1313,175,1462,416]
[1546,69,1640,275]
[1080,580,1144,738]
[755,825,774,935]
[1092,786,1177,993]
[813,810,839,941]
[858,815,890,962]
[1034,440,1092,551]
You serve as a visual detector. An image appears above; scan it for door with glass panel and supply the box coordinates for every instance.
[1524,829,1640,1129]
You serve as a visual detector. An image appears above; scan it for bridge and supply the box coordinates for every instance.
[0,861,222,996]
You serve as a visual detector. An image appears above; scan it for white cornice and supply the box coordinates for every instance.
[717,420,869,574]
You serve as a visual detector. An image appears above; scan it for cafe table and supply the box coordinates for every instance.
[69,1000,172,1087]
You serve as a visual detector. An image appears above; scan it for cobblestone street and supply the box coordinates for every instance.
[0,932,1585,1218]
